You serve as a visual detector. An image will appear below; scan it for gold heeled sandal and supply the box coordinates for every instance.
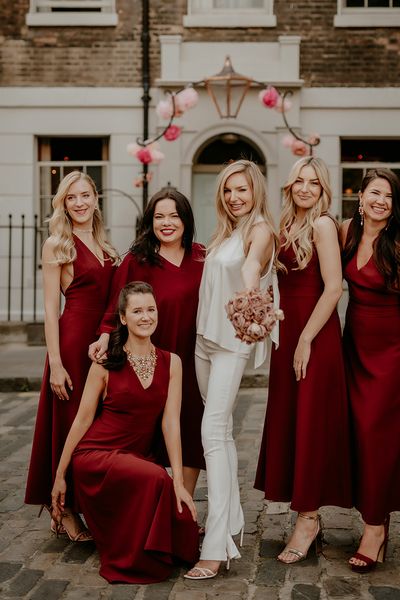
[277,512,322,564]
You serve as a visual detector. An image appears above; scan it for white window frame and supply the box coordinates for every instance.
[183,0,276,28]
[26,0,118,27]
[334,0,400,27]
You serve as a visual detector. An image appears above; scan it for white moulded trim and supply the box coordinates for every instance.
[334,5,400,27]
[26,12,118,26]
[183,13,276,27]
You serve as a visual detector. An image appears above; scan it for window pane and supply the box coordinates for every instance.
[342,169,364,220]
[368,0,390,6]
[213,0,264,6]
[346,0,365,7]
[341,139,400,162]
[50,137,104,161]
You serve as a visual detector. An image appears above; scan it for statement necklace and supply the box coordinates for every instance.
[124,346,157,381]
[73,228,93,234]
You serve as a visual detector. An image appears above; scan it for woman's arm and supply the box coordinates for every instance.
[42,238,73,400]
[162,353,197,522]
[88,254,135,361]
[51,362,107,519]
[242,222,273,290]
[293,216,343,381]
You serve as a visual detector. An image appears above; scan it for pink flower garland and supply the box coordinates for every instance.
[225,287,284,344]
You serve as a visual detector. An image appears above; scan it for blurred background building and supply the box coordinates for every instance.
[1,0,400,321]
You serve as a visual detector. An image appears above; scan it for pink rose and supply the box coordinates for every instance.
[259,86,279,109]
[232,294,250,312]
[292,140,309,157]
[231,312,246,330]
[163,125,182,141]
[253,306,267,324]
[136,148,153,164]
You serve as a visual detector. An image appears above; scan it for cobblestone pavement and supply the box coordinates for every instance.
[0,389,399,600]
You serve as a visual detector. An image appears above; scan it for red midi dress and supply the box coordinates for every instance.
[72,348,199,584]
[25,235,114,508]
[343,251,400,525]
[255,245,352,511]
[99,244,205,470]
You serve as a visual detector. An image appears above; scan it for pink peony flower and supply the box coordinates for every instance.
[282,134,295,149]
[175,87,199,112]
[258,86,280,108]
[163,125,182,141]
[127,142,141,157]
[156,98,174,120]
[291,140,309,157]
[136,148,153,164]
[274,96,292,113]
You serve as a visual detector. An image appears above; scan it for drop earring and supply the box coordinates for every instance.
[358,202,364,226]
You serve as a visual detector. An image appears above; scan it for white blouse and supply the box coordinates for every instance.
[196,224,280,368]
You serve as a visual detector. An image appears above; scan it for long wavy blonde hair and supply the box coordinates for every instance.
[47,171,119,265]
[207,160,280,265]
[280,157,332,270]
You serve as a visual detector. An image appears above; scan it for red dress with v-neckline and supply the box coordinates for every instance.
[72,349,199,583]
[99,244,205,470]
[25,236,115,508]
[343,250,400,524]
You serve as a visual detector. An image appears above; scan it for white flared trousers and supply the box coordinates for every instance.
[195,335,249,561]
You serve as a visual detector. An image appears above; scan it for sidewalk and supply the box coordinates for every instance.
[0,383,399,599]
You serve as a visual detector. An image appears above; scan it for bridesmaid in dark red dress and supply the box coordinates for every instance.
[51,282,199,584]
[89,188,205,495]
[255,157,352,563]
[25,171,118,539]
[341,168,400,573]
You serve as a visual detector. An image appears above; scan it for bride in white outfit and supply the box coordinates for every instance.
[185,159,280,580]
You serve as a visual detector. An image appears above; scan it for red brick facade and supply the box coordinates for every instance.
[1,1,399,87]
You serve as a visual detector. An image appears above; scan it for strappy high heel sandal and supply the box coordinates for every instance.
[38,504,66,536]
[60,511,93,542]
[350,517,390,573]
[277,512,322,564]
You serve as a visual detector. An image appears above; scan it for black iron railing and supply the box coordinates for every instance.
[0,214,43,322]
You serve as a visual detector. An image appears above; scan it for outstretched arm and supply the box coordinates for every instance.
[51,362,107,519]
[162,353,197,522]
[293,216,343,381]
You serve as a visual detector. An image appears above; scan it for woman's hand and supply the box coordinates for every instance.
[50,363,73,400]
[88,333,110,362]
[51,475,67,523]
[174,481,197,522]
[293,337,311,381]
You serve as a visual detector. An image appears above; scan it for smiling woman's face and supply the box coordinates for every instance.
[152,198,184,245]
[223,172,254,218]
[360,177,392,225]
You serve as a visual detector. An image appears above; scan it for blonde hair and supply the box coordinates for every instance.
[280,157,332,270]
[47,171,119,265]
[208,160,280,265]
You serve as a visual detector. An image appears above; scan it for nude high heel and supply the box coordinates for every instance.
[277,512,322,564]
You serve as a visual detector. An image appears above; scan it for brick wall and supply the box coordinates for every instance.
[1,0,399,87]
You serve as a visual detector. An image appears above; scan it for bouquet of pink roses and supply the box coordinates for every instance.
[225,287,284,344]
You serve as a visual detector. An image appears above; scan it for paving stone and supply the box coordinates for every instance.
[255,559,287,585]
[324,576,361,597]
[291,583,321,600]
[143,579,176,600]
[29,579,69,600]
[0,562,22,584]
[323,529,355,547]
[253,587,279,600]
[174,591,207,600]
[369,587,400,600]
[7,568,43,596]
[61,541,96,563]
[111,584,140,600]
[63,588,107,599]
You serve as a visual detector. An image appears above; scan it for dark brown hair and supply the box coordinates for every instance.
[343,168,400,292]
[130,187,195,265]
[101,281,155,370]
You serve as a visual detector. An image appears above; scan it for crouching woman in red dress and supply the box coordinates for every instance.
[50,281,199,584]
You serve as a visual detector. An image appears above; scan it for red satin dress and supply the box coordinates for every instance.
[72,349,199,584]
[343,251,400,525]
[99,244,205,470]
[255,245,352,510]
[25,235,114,508]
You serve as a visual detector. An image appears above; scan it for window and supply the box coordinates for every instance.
[26,0,118,27]
[183,0,276,27]
[341,139,400,219]
[335,0,400,27]
[37,137,109,243]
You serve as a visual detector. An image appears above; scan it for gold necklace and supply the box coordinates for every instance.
[73,228,93,234]
[124,346,157,381]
